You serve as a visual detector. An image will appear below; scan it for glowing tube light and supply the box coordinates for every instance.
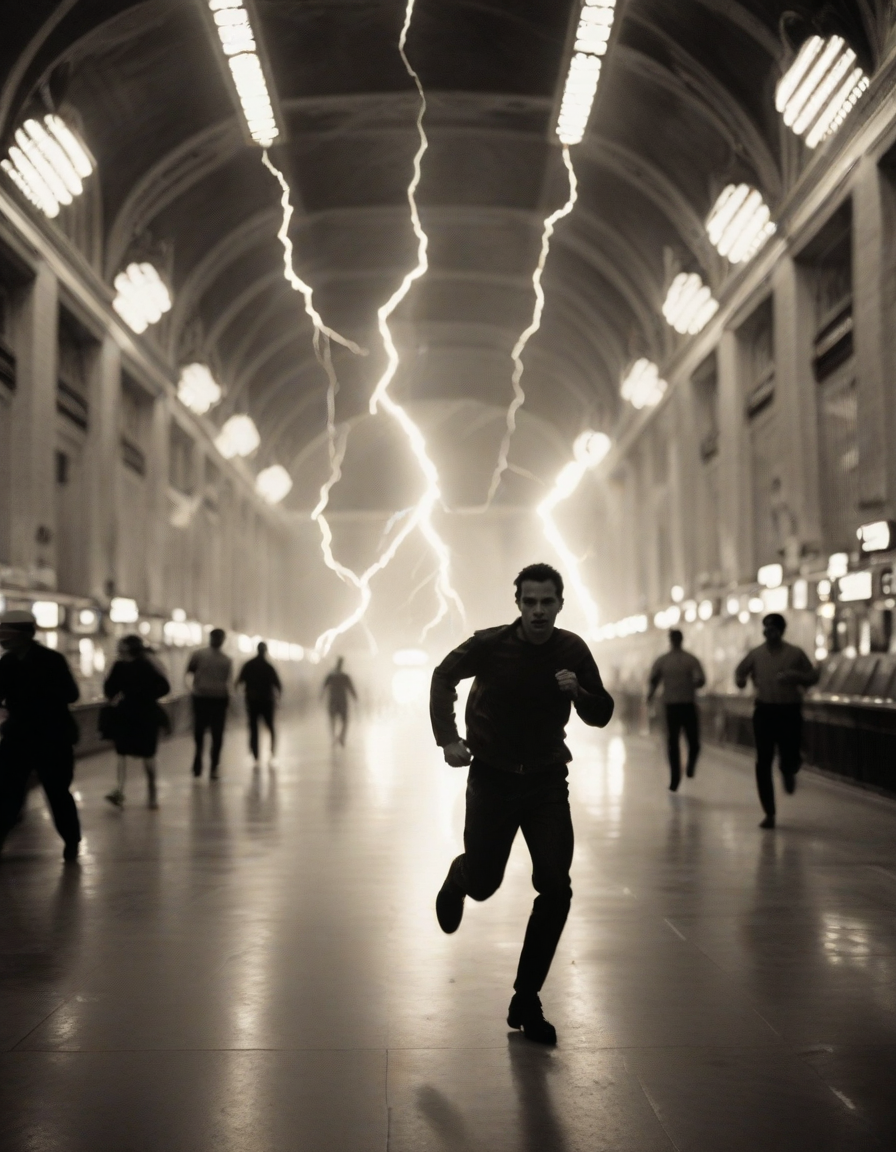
[620,358,667,410]
[706,184,776,264]
[255,463,293,504]
[556,1,618,145]
[776,36,869,149]
[1,115,93,218]
[178,363,222,415]
[112,263,172,334]
[208,0,278,146]
[537,430,610,637]
[662,272,719,335]
[215,413,260,458]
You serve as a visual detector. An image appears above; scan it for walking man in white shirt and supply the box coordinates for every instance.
[648,629,706,791]
[186,628,232,780]
[735,613,819,828]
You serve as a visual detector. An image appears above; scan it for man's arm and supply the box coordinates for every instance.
[271,665,282,697]
[54,651,80,705]
[734,651,753,690]
[778,649,819,686]
[235,662,246,687]
[430,634,484,750]
[185,653,198,691]
[565,646,614,728]
[346,676,357,700]
[647,658,662,702]
[692,656,707,690]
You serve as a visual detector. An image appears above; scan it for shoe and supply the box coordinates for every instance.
[435,874,465,934]
[783,773,796,795]
[759,815,776,829]
[62,840,80,862]
[669,781,680,792]
[686,765,696,778]
[192,764,202,778]
[210,770,219,781]
[507,993,557,1046]
[105,789,125,807]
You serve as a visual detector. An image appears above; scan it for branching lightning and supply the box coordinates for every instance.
[483,145,578,507]
[537,430,610,638]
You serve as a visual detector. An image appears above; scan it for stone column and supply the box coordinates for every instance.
[145,393,170,612]
[85,332,121,601]
[717,328,753,583]
[10,260,57,587]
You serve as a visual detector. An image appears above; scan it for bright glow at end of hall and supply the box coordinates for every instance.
[776,35,869,149]
[178,363,223,414]
[662,272,719,335]
[621,359,667,410]
[556,0,618,145]
[706,184,776,264]
[255,464,293,504]
[1,115,94,219]
[215,413,260,458]
[208,0,279,146]
[112,263,172,334]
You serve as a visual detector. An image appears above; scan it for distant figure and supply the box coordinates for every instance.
[0,609,81,861]
[186,628,232,780]
[103,635,171,809]
[735,613,819,829]
[322,657,356,745]
[648,629,706,791]
[430,563,614,1046]
[237,641,282,763]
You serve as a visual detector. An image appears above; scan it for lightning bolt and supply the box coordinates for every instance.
[483,145,578,507]
[537,431,610,638]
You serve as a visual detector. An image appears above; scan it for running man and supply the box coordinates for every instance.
[735,613,818,828]
[430,563,614,1045]
[237,641,282,763]
[648,629,706,791]
[322,657,356,746]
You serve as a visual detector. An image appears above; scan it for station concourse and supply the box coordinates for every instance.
[5,1,896,1147]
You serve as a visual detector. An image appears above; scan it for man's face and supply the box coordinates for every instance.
[516,580,562,644]
[763,622,784,645]
[0,627,32,653]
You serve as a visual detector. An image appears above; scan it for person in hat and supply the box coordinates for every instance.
[0,609,82,861]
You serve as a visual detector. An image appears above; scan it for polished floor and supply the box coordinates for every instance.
[1,708,895,1149]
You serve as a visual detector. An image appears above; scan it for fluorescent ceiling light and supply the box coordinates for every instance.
[178,363,223,415]
[776,35,869,149]
[662,272,719,335]
[32,601,60,629]
[1,115,94,219]
[255,463,293,504]
[112,263,172,334]
[208,0,279,146]
[706,184,776,264]
[757,563,783,588]
[838,570,872,602]
[857,520,895,552]
[109,597,139,624]
[216,413,260,458]
[556,1,618,146]
[620,358,667,409]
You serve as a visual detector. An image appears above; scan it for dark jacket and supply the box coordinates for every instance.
[0,642,80,744]
[430,621,614,772]
[104,657,170,758]
[236,655,282,703]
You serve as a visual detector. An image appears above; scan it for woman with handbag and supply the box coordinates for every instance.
[103,635,171,808]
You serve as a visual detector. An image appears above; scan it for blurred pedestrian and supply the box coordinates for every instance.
[322,657,356,746]
[236,641,281,764]
[648,629,706,791]
[186,628,232,780]
[103,635,171,809]
[0,609,81,861]
[735,613,819,828]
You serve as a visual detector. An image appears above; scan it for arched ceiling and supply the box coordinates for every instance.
[0,0,888,509]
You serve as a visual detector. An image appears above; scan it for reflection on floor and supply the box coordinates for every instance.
[1,710,895,1149]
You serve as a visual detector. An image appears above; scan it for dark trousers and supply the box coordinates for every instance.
[328,705,348,744]
[192,696,228,775]
[665,703,700,788]
[753,703,802,817]
[247,699,275,759]
[0,736,81,847]
[447,759,574,996]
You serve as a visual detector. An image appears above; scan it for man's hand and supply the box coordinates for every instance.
[443,740,472,767]
[555,669,580,698]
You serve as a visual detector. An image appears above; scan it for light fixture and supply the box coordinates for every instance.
[653,606,681,629]
[255,463,292,504]
[555,1,618,146]
[738,609,751,624]
[683,599,697,623]
[112,263,172,334]
[706,184,776,264]
[697,599,714,621]
[662,272,719,335]
[208,0,279,146]
[776,35,870,149]
[215,414,260,459]
[792,579,809,610]
[178,363,222,415]
[109,597,139,624]
[595,614,648,642]
[1,115,94,219]
[857,520,896,553]
[748,596,764,613]
[620,359,667,409]
[762,586,789,613]
[726,595,741,616]
[827,552,849,579]
[758,563,783,589]
[838,570,872,602]
[32,601,60,629]
[670,585,684,603]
